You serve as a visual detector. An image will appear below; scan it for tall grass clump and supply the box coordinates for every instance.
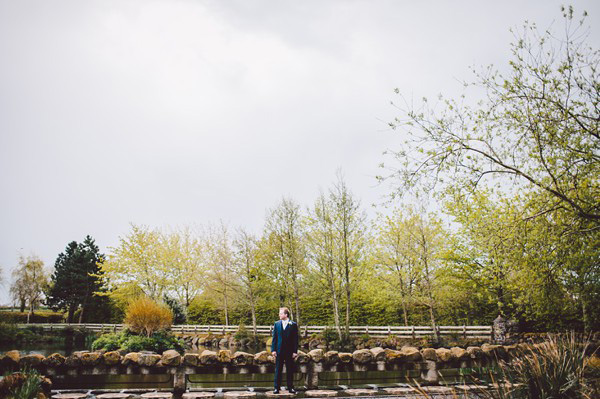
[1,368,43,399]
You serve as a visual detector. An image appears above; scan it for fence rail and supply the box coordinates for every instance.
[17,323,492,339]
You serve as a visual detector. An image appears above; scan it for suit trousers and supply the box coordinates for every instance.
[274,352,295,389]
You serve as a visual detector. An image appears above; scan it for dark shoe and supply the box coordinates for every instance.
[288,388,297,394]
[273,389,280,394]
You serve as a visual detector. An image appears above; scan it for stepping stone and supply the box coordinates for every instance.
[305,390,337,397]
[418,386,454,394]
[183,393,216,399]
[223,392,257,399]
[96,395,134,399]
[140,393,173,399]
[454,385,489,391]
[343,389,377,396]
[382,387,415,394]
[265,392,296,398]
[52,394,88,399]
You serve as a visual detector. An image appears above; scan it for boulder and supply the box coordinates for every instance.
[450,347,469,361]
[200,350,218,365]
[232,351,254,366]
[64,353,82,367]
[19,354,45,368]
[296,350,309,364]
[420,348,437,362]
[435,348,453,363]
[324,351,339,365]
[161,350,181,366]
[352,349,373,364]
[183,353,201,367]
[80,352,102,366]
[122,352,141,366]
[103,351,122,366]
[253,351,272,364]
[338,352,353,363]
[466,346,483,359]
[481,344,507,359]
[217,349,232,363]
[370,347,386,362]
[138,354,161,367]
[43,353,66,367]
[384,349,404,364]
[400,346,422,362]
[2,350,20,368]
[308,349,324,363]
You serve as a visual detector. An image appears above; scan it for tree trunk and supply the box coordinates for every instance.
[67,303,76,324]
[19,299,25,313]
[401,299,409,326]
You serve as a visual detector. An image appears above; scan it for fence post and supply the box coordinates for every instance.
[411,326,415,339]
[387,326,391,335]
[463,325,466,339]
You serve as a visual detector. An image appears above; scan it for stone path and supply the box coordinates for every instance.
[223,392,258,399]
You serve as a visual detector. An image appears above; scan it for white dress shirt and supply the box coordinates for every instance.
[282,319,289,330]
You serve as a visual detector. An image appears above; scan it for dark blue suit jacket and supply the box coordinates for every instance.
[271,320,299,355]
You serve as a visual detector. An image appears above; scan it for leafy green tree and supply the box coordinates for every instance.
[46,236,105,323]
[384,8,598,228]
[10,255,48,321]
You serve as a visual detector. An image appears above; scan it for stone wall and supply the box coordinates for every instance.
[0,344,518,393]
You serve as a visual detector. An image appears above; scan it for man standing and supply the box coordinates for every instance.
[271,307,298,394]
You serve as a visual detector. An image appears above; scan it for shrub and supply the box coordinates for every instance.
[164,296,187,324]
[124,297,173,337]
[0,311,64,324]
[91,329,184,353]
[234,322,250,341]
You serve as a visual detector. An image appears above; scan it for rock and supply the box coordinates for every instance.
[103,351,122,366]
[80,352,102,366]
[451,347,469,361]
[481,344,506,359]
[338,352,353,363]
[43,353,66,367]
[295,350,309,364]
[19,353,45,367]
[343,389,377,396]
[183,353,201,367]
[138,354,161,367]
[369,347,386,361]
[64,353,82,367]
[308,349,324,363]
[352,349,373,364]
[219,338,229,347]
[383,349,404,364]
[161,350,181,366]
[122,352,141,366]
[400,346,422,361]
[217,349,232,363]
[232,351,254,366]
[253,351,272,364]
[435,348,453,363]
[3,350,20,367]
[324,351,339,365]
[305,390,337,397]
[382,388,415,395]
[421,348,437,361]
[182,393,215,399]
[140,393,173,399]
[222,392,256,399]
[182,393,216,399]
[200,350,218,365]
[466,346,483,359]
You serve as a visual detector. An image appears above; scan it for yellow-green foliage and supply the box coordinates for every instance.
[124,297,173,337]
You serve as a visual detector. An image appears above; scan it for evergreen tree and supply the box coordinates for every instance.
[47,236,105,323]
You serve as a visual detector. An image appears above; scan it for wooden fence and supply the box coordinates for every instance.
[17,323,492,340]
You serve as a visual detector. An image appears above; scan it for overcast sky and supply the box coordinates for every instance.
[1,1,598,305]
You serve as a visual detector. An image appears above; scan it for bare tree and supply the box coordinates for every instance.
[11,255,48,323]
